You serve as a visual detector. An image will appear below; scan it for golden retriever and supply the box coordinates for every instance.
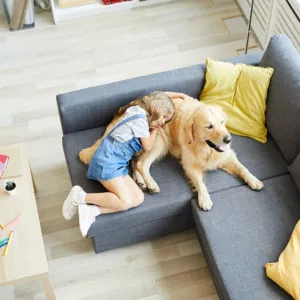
[132,94,264,210]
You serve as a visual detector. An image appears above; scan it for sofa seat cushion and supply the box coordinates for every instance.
[192,175,299,299]
[63,127,193,237]
[205,134,288,193]
[63,127,288,234]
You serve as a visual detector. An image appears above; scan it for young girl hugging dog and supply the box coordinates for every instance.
[62,91,185,237]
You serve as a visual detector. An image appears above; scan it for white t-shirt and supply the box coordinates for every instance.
[110,106,150,142]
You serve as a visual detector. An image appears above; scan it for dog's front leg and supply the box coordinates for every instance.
[181,153,213,210]
[220,150,264,190]
[132,158,147,191]
[136,134,168,193]
[185,167,213,211]
[136,155,160,193]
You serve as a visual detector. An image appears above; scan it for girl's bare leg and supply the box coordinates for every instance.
[123,175,145,207]
[85,175,144,214]
[62,175,144,221]
[66,176,144,236]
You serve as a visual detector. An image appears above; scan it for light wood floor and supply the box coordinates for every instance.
[0,1,259,299]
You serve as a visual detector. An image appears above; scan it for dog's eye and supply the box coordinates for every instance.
[206,124,214,129]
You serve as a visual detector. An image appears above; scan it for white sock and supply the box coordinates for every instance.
[78,204,100,237]
[78,190,87,204]
[90,205,101,217]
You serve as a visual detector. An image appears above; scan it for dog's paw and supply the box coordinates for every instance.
[147,181,160,194]
[247,176,264,191]
[137,181,148,192]
[198,193,213,211]
[133,172,147,191]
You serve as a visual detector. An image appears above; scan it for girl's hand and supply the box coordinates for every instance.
[150,123,164,129]
[140,128,158,152]
[165,92,186,100]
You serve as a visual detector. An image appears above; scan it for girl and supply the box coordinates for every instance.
[62,91,185,237]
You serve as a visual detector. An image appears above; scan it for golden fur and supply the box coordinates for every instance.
[132,95,264,210]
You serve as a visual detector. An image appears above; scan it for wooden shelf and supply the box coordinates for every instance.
[49,0,174,24]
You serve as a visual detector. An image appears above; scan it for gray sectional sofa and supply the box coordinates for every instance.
[57,35,300,299]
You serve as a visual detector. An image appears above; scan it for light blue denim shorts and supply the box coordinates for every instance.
[87,135,142,181]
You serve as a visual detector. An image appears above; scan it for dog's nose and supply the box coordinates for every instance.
[223,135,232,144]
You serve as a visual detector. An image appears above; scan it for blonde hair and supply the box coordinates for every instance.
[115,92,175,123]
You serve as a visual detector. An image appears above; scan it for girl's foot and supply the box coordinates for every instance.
[78,204,100,237]
[62,185,85,220]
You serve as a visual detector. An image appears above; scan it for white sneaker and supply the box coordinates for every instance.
[62,185,84,220]
[78,205,99,237]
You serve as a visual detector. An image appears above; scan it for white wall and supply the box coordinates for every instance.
[236,0,300,49]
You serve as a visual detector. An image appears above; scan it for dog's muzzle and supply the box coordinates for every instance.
[206,140,229,152]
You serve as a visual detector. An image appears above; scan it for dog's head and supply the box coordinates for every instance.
[185,103,231,152]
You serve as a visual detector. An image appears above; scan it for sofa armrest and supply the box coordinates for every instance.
[56,51,264,135]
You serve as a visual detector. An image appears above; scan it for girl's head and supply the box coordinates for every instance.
[141,92,175,128]
[116,92,176,128]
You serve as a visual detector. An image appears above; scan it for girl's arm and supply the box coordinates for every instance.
[140,129,158,152]
[164,92,186,100]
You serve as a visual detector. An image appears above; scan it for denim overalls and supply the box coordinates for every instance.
[87,114,146,182]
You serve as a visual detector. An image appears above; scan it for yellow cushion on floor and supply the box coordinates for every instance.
[265,220,300,299]
[200,58,274,143]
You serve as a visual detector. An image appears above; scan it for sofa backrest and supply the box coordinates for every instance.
[57,52,263,135]
[260,35,300,164]
[57,65,205,135]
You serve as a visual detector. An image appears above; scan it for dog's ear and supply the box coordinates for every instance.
[184,119,194,144]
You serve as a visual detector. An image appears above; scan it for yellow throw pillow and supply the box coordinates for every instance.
[200,58,274,143]
[265,220,300,299]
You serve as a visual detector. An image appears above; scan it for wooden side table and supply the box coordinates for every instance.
[0,144,56,300]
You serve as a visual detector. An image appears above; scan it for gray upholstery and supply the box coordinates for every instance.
[205,134,287,193]
[260,34,300,164]
[223,51,263,65]
[63,129,287,195]
[192,175,298,300]
[57,52,263,135]
[289,152,300,192]
[57,65,206,135]
[92,213,194,253]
